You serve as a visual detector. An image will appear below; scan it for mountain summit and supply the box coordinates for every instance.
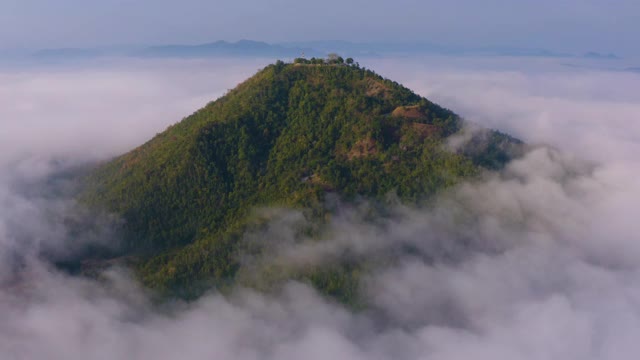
[82,59,520,301]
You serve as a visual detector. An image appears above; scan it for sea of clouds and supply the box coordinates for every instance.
[0,56,639,359]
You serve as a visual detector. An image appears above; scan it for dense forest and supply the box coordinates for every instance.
[81,58,521,304]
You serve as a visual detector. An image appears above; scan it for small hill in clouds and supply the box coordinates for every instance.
[80,58,522,303]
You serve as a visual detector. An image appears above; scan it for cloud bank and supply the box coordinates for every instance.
[0,58,267,167]
[0,57,639,359]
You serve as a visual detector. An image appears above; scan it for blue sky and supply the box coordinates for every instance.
[2,0,638,55]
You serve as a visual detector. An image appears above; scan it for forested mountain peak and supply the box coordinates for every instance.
[81,58,521,302]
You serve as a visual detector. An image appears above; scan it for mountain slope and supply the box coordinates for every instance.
[82,60,520,301]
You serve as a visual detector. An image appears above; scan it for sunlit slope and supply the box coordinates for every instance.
[83,61,520,299]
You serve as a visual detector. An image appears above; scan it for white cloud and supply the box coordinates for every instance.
[0,58,267,167]
[0,57,639,359]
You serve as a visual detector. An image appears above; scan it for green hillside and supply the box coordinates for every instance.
[82,59,521,303]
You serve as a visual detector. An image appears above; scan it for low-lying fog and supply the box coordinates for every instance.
[1,56,639,359]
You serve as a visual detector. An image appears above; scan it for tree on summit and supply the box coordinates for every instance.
[327,53,345,64]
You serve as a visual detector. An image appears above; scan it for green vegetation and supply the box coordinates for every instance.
[81,58,520,304]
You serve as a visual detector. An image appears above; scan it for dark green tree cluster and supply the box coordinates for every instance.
[293,53,355,66]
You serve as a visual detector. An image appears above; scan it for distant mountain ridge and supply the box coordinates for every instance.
[137,39,317,58]
[33,48,104,59]
[583,51,620,60]
[25,40,622,61]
